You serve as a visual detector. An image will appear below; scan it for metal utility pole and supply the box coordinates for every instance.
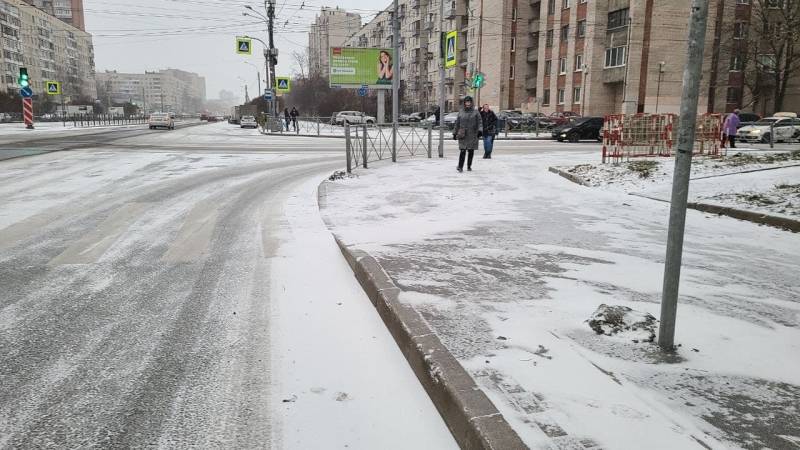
[392,0,400,162]
[655,61,665,113]
[266,0,278,119]
[437,0,445,158]
[658,0,710,351]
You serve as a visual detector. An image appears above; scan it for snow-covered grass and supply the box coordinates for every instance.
[557,150,800,218]
[320,151,800,449]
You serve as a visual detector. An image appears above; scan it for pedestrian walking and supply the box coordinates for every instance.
[453,95,483,172]
[283,108,291,131]
[723,109,740,149]
[290,107,299,131]
[480,104,498,159]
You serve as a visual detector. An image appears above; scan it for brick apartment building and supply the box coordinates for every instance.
[338,0,797,116]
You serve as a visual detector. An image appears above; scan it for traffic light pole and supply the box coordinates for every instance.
[266,0,278,120]
[437,0,445,158]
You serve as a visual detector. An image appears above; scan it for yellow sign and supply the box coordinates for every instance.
[236,37,252,55]
[46,81,61,95]
[445,31,458,69]
[276,77,291,93]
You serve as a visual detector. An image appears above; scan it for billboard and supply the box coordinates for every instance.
[329,47,394,90]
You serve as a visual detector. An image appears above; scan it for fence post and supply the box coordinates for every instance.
[770,122,774,149]
[362,124,368,168]
[345,123,352,173]
[427,123,433,158]
[317,117,321,136]
[392,122,397,162]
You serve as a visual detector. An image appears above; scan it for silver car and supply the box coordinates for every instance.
[738,116,800,143]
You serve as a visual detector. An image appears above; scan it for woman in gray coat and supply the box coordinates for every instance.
[453,95,483,172]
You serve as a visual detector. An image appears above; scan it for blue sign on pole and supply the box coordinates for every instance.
[20,86,33,98]
[358,85,368,97]
[263,89,273,101]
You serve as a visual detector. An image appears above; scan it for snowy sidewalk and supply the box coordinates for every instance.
[320,151,800,449]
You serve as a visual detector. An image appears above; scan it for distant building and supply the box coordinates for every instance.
[22,0,84,31]
[95,69,207,114]
[308,7,362,78]
[0,0,96,98]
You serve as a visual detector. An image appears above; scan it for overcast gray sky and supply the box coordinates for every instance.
[85,0,384,102]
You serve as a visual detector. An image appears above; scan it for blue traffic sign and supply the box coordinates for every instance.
[358,86,368,97]
[263,92,273,101]
[20,86,33,98]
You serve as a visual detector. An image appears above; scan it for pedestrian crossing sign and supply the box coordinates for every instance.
[276,77,291,93]
[46,81,61,95]
[236,37,252,55]
[445,31,458,69]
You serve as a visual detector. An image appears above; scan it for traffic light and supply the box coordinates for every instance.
[18,68,30,88]
[472,72,485,89]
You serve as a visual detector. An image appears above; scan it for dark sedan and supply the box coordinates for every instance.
[553,117,604,142]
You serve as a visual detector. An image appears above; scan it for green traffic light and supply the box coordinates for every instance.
[18,68,30,88]
[473,73,485,88]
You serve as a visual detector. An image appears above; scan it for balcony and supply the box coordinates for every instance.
[528,20,540,34]
[445,6,457,19]
[425,21,435,31]
[459,49,468,67]
[527,48,539,62]
[411,0,425,8]
[525,75,537,90]
[444,76,455,85]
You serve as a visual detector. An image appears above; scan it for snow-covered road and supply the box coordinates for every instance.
[0,123,456,448]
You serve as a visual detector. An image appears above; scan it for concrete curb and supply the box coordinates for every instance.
[319,181,528,450]
[548,166,592,187]
[548,167,800,233]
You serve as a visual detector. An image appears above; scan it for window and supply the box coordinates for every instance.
[736,0,750,3]
[543,88,551,105]
[604,46,627,67]
[512,7,518,21]
[561,25,569,41]
[580,0,588,3]
[577,20,586,38]
[510,65,515,79]
[559,57,567,74]
[544,59,552,75]
[573,87,582,104]
[510,37,516,52]
[548,0,556,15]
[546,29,554,47]
[729,54,742,71]
[758,54,776,72]
[726,87,740,103]
[563,0,571,8]
[608,8,629,30]
[575,53,583,71]
[557,88,566,104]
[734,22,747,39]
[767,0,783,8]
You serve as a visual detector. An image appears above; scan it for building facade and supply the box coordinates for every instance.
[308,7,363,78]
[95,69,207,114]
[1,0,95,98]
[342,0,797,116]
[23,0,84,31]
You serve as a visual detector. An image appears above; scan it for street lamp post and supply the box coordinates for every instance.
[655,61,665,113]
[243,1,277,119]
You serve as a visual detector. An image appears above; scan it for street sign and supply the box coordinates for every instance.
[358,85,368,97]
[20,86,33,98]
[46,81,61,95]
[236,37,252,55]
[275,77,291,93]
[445,31,458,69]
[263,90,273,101]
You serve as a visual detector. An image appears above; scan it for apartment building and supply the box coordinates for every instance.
[308,7,363,78]
[95,69,207,114]
[341,0,797,115]
[22,0,84,31]
[1,0,95,98]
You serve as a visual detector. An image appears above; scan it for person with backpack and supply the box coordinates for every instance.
[452,95,483,172]
[480,104,498,159]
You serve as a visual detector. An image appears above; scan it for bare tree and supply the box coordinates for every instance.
[292,50,310,80]
[722,0,800,113]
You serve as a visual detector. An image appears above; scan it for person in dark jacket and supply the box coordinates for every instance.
[283,108,291,131]
[290,106,299,131]
[480,104,498,159]
[453,95,483,172]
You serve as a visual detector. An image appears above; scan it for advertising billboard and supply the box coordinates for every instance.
[329,47,395,90]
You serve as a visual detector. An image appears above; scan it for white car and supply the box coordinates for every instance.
[335,111,376,125]
[738,115,800,144]
[148,112,174,130]
[240,115,257,129]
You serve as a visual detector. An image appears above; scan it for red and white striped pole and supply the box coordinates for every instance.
[22,97,34,129]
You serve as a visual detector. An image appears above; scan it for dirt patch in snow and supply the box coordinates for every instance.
[702,182,800,217]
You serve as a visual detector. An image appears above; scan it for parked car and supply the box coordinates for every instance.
[553,117,605,142]
[738,114,800,143]
[206,115,218,122]
[420,114,437,126]
[736,112,761,129]
[498,111,524,131]
[240,115,258,129]
[549,111,581,126]
[0,112,12,123]
[148,112,174,130]
[443,112,459,130]
[334,111,376,125]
